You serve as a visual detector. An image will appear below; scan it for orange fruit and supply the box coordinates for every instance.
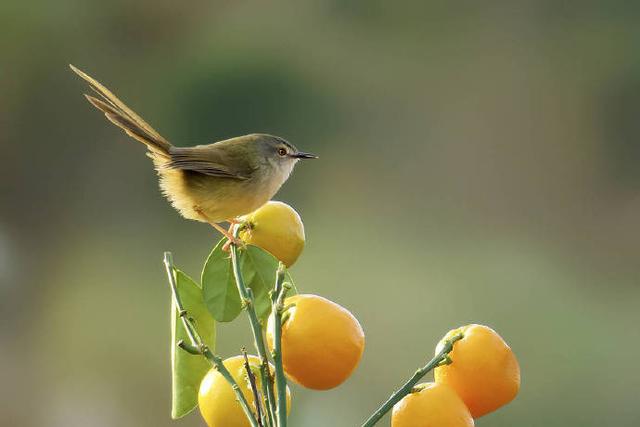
[392,382,474,427]
[238,201,305,267]
[198,355,291,427]
[434,324,520,418]
[266,294,365,390]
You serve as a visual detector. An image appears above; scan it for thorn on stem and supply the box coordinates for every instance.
[281,312,291,325]
[177,340,202,355]
[438,355,453,367]
[411,384,427,393]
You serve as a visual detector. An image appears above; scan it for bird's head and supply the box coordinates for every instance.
[252,134,317,178]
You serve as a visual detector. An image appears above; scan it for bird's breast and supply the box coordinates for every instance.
[160,168,288,223]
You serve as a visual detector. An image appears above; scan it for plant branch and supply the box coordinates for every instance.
[229,230,277,427]
[360,333,464,427]
[163,252,259,427]
[272,263,289,427]
[242,348,265,427]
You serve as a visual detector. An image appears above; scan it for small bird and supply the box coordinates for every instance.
[70,65,317,241]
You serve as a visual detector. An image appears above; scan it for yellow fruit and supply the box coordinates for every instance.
[434,324,520,418]
[239,201,305,267]
[392,382,474,427]
[198,355,291,427]
[266,294,365,390]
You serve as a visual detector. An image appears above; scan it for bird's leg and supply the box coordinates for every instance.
[194,207,242,247]
[211,222,240,244]
[222,218,245,252]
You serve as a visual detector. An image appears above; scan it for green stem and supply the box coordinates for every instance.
[272,264,289,427]
[229,230,277,427]
[163,252,259,427]
[360,334,464,427]
[242,348,265,427]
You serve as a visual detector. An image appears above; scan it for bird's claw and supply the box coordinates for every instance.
[222,237,245,252]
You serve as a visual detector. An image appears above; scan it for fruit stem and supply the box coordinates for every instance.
[360,333,464,427]
[272,263,289,427]
[230,228,277,427]
[163,252,260,427]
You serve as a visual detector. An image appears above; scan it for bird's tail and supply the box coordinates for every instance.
[69,64,172,158]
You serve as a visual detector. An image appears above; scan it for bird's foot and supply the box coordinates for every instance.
[194,207,244,248]
[227,218,250,234]
[206,221,241,248]
[221,238,245,252]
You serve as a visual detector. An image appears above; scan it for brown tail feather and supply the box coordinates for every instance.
[70,64,172,156]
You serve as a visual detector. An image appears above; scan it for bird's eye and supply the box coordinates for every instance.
[278,148,287,156]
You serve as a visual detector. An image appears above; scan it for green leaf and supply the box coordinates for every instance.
[243,245,277,321]
[242,245,288,322]
[201,241,297,323]
[171,269,216,419]
[201,240,250,322]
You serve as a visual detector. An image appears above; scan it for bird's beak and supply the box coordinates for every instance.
[289,151,318,159]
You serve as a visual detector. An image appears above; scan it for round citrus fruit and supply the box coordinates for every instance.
[392,382,474,427]
[198,355,291,427]
[238,201,305,267]
[434,324,520,418]
[266,294,365,390]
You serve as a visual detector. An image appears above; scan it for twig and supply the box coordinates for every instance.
[229,228,277,427]
[242,348,265,427]
[272,263,290,427]
[163,252,259,427]
[360,333,464,427]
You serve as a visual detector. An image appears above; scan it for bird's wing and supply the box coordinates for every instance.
[167,145,255,179]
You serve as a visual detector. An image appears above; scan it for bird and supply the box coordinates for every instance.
[69,65,317,242]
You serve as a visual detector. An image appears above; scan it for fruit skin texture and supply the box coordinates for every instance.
[238,201,305,267]
[391,382,474,427]
[198,355,291,427]
[266,294,365,390]
[434,324,520,418]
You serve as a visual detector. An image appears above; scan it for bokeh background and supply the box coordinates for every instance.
[2,1,640,426]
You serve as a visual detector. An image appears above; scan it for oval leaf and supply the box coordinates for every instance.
[171,269,216,419]
[202,241,296,323]
[242,245,287,322]
[201,239,254,322]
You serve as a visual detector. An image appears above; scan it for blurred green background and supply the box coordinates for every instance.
[2,1,640,426]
